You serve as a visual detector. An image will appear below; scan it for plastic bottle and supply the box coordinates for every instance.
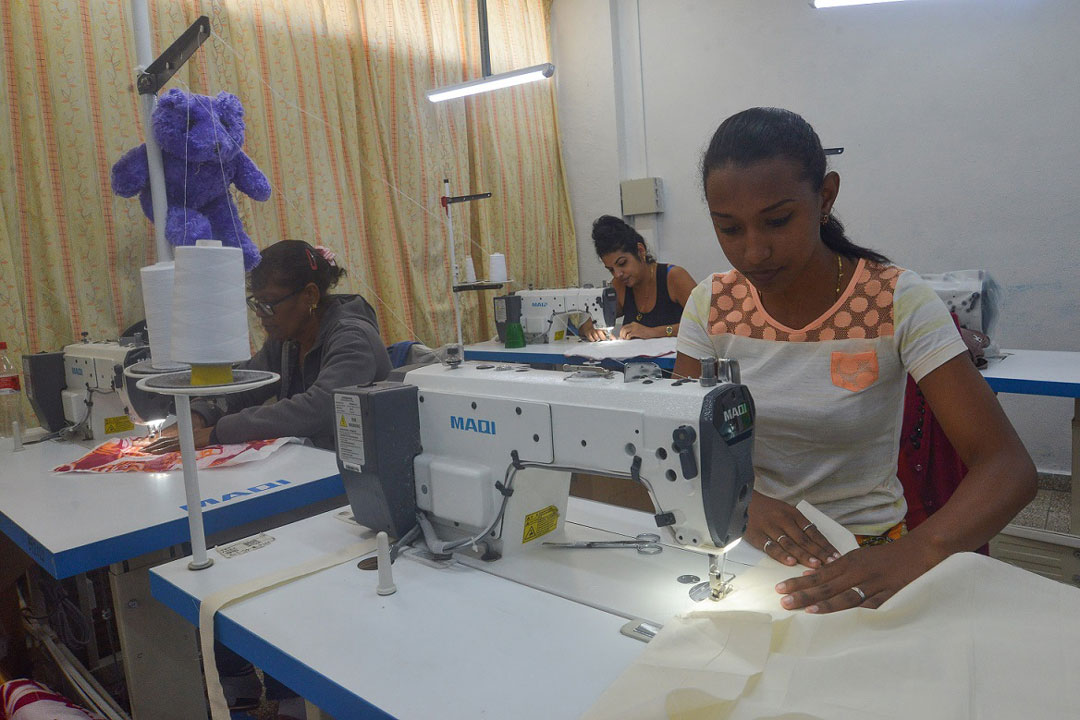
[0,341,24,439]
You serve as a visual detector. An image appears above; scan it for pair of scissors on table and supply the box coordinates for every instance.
[542,533,662,555]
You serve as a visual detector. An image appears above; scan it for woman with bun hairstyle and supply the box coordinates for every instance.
[578,215,697,341]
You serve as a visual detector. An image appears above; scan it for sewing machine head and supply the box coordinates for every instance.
[512,286,617,343]
[334,360,755,571]
[23,336,172,441]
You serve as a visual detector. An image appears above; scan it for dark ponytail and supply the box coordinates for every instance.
[700,107,890,264]
[591,215,655,263]
[250,239,347,305]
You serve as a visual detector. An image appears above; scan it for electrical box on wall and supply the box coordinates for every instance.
[620,177,664,215]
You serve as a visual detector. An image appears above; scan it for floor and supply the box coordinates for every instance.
[1011,472,1072,533]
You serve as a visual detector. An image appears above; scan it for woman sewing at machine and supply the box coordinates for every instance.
[147,239,391,452]
[674,107,1036,614]
[578,215,697,341]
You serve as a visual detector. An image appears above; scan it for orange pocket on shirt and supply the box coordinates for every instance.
[830,351,879,392]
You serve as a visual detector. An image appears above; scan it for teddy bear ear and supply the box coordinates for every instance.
[157,88,188,112]
[214,91,245,127]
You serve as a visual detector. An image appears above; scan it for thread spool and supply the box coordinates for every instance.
[464,256,477,283]
[488,253,508,283]
[141,262,185,370]
[170,241,250,385]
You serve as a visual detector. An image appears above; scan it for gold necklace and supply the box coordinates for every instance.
[635,264,657,321]
[836,254,844,298]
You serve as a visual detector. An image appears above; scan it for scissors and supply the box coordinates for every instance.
[542,533,663,555]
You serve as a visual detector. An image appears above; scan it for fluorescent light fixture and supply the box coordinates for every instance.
[427,63,555,103]
[813,0,908,7]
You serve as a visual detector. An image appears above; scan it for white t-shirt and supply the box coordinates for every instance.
[678,259,967,534]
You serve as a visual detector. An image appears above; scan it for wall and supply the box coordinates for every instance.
[552,0,1080,473]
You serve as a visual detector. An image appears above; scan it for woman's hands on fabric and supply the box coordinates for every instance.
[746,490,840,569]
[142,413,213,454]
[577,319,611,342]
[775,538,939,614]
[618,321,657,339]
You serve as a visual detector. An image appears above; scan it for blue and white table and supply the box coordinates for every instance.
[980,350,1080,533]
[150,499,761,720]
[0,437,344,719]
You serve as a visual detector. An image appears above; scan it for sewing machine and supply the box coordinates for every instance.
[334,358,755,599]
[23,338,172,440]
[514,286,617,343]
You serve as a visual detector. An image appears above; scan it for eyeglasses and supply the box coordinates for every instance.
[246,288,302,316]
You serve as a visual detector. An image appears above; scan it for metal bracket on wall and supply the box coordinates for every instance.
[137,15,211,95]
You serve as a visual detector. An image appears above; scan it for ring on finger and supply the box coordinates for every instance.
[851,586,867,602]
[802,522,816,532]
[763,539,774,552]
[775,534,788,544]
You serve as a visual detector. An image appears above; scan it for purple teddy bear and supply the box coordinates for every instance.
[111,89,270,269]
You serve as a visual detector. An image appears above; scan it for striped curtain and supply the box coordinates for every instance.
[0,0,576,376]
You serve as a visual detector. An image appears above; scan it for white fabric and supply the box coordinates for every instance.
[568,337,677,362]
[677,264,967,534]
[585,553,1080,720]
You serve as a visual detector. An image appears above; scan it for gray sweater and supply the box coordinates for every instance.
[192,295,391,449]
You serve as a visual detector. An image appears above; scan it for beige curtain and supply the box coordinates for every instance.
[0,0,577,384]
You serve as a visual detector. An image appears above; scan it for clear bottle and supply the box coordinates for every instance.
[0,341,24,439]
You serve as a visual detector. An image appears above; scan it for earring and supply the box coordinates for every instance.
[821,213,830,225]
[310,305,316,316]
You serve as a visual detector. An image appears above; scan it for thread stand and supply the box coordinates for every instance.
[137,369,278,570]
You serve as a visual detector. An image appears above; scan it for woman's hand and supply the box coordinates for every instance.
[775,537,940,613]
[618,322,657,339]
[142,414,213,454]
[745,490,840,569]
[577,319,611,342]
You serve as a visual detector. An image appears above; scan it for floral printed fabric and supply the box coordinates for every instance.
[53,436,298,473]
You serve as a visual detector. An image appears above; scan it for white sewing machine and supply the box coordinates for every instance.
[515,286,617,343]
[334,358,755,599]
[23,338,172,441]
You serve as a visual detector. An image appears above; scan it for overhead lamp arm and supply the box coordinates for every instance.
[137,15,211,95]
[478,0,492,78]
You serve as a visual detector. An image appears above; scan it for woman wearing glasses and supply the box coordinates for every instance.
[149,239,390,453]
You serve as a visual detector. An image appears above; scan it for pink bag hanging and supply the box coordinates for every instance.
[0,679,104,720]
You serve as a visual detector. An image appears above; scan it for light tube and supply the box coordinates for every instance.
[813,0,909,7]
[427,63,555,103]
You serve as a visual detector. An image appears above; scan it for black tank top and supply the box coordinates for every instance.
[622,263,683,327]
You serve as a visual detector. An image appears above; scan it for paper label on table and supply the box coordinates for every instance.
[522,505,559,543]
[334,392,365,471]
[216,533,275,559]
[104,414,135,435]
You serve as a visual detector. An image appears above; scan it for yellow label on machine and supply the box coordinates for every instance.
[104,415,135,435]
[522,505,559,543]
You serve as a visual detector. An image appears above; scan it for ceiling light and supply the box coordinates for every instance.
[813,0,909,8]
[427,63,555,103]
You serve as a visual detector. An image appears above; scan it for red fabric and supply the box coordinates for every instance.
[897,331,990,555]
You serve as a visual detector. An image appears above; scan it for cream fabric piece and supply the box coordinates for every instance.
[199,538,378,720]
[585,552,1080,719]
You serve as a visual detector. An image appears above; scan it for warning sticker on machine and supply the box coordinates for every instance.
[522,505,559,543]
[104,415,135,435]
[334,393,365,471]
